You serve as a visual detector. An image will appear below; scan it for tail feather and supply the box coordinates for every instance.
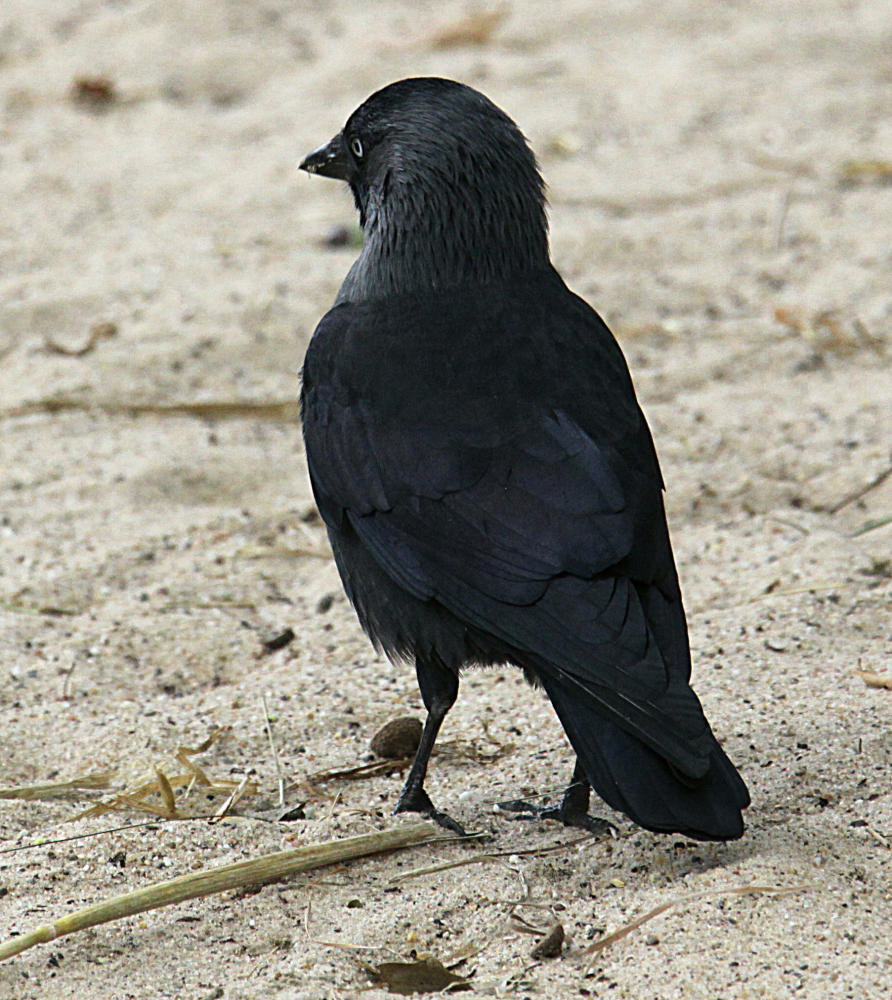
[541,673,749,841]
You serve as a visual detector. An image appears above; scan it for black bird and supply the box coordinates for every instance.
[299,78,749,840]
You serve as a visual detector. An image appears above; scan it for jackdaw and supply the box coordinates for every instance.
[299,78,749,840]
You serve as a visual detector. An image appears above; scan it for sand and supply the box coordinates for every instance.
[0,1,889,997]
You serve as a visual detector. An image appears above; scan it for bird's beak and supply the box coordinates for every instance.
[299,132,350,180]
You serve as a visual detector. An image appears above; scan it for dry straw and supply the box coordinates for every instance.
[0,821,438,963]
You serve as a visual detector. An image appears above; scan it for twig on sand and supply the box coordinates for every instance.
[262,694,287,808]
[0,772,114,801]
[0,822,441,963]
[828,463,892,515]
[390,832,596,884]
[586,884,812,968]
[2,398,301,422]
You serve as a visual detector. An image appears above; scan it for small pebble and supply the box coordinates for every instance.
[71,76,117,109]
[530,923,564,959]
[262,627,295,653]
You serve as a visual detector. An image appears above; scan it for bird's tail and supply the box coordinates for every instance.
[540,672,750,841]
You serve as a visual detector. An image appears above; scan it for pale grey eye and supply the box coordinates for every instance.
[350,137,364,159]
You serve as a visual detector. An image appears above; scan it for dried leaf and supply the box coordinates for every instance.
[0,772,114,801]
[209,774,252,823]
[174,750,212,786]
[856,670,892,690]
[773,307,804,332]
[154,769,178,817]
[179,729,224,755]
[369,957,470,995]
[838,159,892,188]
[69,771,257,822]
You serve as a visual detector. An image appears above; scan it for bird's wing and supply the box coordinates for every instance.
[310,402,636,603]
[301,276,711,773]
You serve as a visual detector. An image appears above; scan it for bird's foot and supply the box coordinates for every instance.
[496,798,614,837]
[394,786,468,837]
[538,802,614,836]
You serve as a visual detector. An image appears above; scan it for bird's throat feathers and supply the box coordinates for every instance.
[339,130,550,302]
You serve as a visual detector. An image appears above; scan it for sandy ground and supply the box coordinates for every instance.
[1,1,890,997]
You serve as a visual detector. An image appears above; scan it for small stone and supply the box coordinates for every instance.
[370,716,423,759]
[261,627,295,653]
[530,923,564,959]
[279,803,306,822]
[316,593,335,614]
[71,76,117,109]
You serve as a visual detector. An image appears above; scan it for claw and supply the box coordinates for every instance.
[497,797,614,837]
[496,798,541,819]
[538,804,614,835]
[394,786,468,836]
[424,807,468,836]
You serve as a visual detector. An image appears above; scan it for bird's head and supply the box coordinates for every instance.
[300,78,550,297]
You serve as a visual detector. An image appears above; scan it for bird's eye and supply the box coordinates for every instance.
[350,137,364,159]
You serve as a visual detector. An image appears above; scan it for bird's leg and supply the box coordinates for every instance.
[394,655,465,835]
[498,759,614,836]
